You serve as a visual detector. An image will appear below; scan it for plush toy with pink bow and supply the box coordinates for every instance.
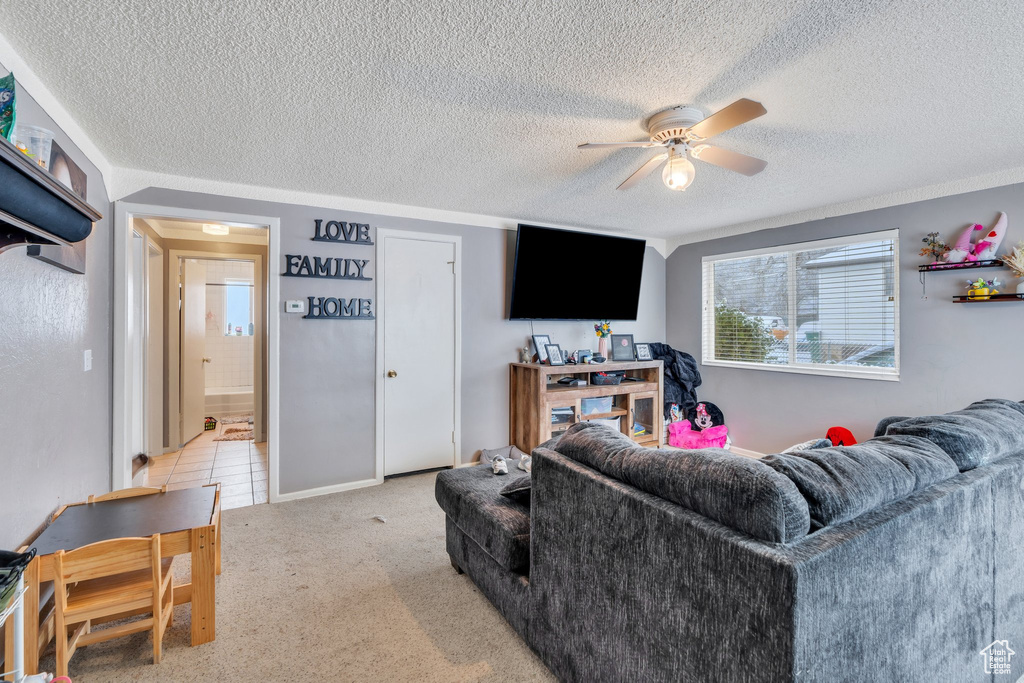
[668,402,729,449]
[944,212,1008,263]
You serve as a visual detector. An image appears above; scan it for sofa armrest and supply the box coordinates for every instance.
[528,447,799,682]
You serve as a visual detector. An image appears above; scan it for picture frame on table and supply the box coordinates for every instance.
[610,334,635,361]
[532,334,552,362]
[634,343,653,361]
[545,344,566,366]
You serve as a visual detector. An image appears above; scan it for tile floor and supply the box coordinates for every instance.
[145,422,268,510]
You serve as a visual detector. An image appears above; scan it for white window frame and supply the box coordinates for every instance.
[701,229,900,381]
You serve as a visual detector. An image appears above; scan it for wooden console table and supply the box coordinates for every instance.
[510,360,664,452]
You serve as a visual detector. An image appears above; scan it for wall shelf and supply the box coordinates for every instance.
[952,293,1024,303]
[0,135,102,256]
[917,259,1009,298]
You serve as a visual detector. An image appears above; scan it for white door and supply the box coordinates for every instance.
[147,243,164,456]
[180,259,208,444]
[382,236,457,475]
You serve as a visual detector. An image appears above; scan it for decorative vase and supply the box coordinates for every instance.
[598,336,610,359]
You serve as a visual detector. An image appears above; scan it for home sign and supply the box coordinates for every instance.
[285,218,375,320]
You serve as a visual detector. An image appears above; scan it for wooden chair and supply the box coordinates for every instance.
[87,485,167,503]
[52,535,173,677]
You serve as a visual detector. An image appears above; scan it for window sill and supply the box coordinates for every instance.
[702,358,900,382]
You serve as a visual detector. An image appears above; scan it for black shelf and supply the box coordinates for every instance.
[952,293,1024,303]
[0,134,102,255]
[918,259,1004,272]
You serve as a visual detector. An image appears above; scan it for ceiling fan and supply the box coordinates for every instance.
[579,99,768,191]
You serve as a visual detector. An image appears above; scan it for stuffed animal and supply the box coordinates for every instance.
[944,223,983,263]
[943,212,1008,263]
[973,212,1007,260]
[688,402,725,431]
[668,420,729,449]
[826,426,857,447]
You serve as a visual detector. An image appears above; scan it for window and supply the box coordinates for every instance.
[701,229,899,380]
[223,279,254,336]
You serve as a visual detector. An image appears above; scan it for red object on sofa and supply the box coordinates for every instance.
[826,426,857,447]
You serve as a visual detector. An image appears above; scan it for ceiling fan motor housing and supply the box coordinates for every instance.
[647,106,705,143]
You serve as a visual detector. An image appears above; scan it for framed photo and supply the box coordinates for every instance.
[610,334,635,361]
[634,343,653,361]
[545,344,565,366]
[532,335,552,362]
[578,349,592,364]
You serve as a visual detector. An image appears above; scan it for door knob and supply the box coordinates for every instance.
[387,370,398,378]
[202,357,212,363]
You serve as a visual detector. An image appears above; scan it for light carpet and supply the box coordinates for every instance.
[38,472,553,682]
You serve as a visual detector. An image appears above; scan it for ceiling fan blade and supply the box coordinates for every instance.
[616,153,669,190]
[685,98,767,140]
[578,141,660,149]
[689,144,767,176]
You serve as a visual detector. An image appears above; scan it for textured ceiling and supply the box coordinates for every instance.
[3,1,1024,241]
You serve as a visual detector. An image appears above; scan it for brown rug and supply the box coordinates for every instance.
[215,427,253,441]
[220,414,253,424]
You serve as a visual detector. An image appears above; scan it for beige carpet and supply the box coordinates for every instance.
[38,473,553,682]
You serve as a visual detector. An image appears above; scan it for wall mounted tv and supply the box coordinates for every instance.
[508,224,646,320]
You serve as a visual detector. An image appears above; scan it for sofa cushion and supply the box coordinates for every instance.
[499,476,531,505]
[761,435,958,528]
[553,422,811,543]
[435,465,531,573]
[883,399,1024,471]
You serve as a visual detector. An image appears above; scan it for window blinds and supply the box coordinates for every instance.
[701,229,899,380]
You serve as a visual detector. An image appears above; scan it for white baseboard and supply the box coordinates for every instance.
[728,446,765,459]
[272,477,380,503]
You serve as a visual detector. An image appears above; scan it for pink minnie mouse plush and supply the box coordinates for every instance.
[668,402,728,449]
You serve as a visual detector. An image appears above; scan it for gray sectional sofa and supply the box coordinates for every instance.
[435,398,1024,682]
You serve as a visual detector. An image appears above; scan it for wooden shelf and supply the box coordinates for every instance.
[511,360,664,451]
[952,293,1024,303]
[917,259,1004,272]
[580,408,629,421]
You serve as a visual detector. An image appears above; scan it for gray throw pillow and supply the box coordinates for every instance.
[761,435,958,528]
[873,415,910,438]
[883,398,1024,471]
[499,476,531,505]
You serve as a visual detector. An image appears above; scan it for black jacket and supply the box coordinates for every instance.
[648,343,702,419]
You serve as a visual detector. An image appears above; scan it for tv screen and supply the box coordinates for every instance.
[508,224,646,320]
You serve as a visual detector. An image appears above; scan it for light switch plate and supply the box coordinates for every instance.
[285,300,305,313]
[83,349,92,372]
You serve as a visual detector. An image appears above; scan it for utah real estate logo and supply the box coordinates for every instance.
[979,640,1015,676]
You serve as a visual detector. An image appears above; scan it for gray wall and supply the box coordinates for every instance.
[0,65,113,549]
[121,187,666,494]
[666,183,1024,455]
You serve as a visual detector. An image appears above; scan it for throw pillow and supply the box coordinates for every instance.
[761,435,958,528]
[499,476,531,505]
[883,398,1024,471]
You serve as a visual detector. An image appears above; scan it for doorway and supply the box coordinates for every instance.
[375,230,461,478]
[114,204,280,508]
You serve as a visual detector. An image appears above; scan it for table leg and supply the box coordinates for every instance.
[190,525,216,645]
[22,557,40,675]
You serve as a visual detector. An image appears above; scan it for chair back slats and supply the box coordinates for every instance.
[56,537,156,584]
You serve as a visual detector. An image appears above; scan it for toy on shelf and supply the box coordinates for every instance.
[943,212,1008,263]
[966,277,1001,300]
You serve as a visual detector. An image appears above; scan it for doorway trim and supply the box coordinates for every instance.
[374,229,462,483]
[168,250,265,449]
[113,202,281,502]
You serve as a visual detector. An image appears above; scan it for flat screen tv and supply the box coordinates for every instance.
[508,224,646,320]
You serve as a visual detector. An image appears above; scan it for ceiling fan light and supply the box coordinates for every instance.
[662,154,695,191]
[202,223,230,235]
